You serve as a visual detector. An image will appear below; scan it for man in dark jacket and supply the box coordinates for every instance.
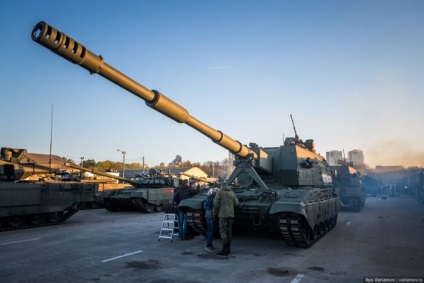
[213,184,239,256]
[173,179,199,240]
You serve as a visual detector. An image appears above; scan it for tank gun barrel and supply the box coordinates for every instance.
[65,162,139,186]
[180,172,209,183]
[31,21,255,160]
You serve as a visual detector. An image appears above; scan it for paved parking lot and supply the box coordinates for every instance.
[0,196,423,283]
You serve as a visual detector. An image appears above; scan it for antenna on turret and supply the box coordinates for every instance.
[290,114,299,142]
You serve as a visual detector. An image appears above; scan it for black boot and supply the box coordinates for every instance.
[216,243,229,256]
[227,241,231,254]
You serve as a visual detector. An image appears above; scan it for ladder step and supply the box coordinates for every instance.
[159,213,179,241]
[159,236,173,239]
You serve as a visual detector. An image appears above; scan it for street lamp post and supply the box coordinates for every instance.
[117,149,126,178]
[80,157,84,179]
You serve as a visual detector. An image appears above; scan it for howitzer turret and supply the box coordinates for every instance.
[32,21,341,247]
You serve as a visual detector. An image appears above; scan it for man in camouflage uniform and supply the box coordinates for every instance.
[213,184,239,256]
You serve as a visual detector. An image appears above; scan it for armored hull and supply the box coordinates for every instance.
[331,165,366,212]
[339,186,366,212]
[101,177,174,213]
[0,181,88,231]
[183,186,340,247]
[63,164,176,213]
[0,147,92,231]
[180,143,341,248]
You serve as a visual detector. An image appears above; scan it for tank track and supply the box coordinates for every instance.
[278,212,337,248]
[186,208,207,236]
[103,198,160,213]
[184,209,338,248]
[0,204,79,232]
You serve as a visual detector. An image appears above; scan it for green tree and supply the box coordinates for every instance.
[83,159,96,168]
[96,160,112,171]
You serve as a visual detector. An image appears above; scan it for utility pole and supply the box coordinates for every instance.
[117,149,126,178]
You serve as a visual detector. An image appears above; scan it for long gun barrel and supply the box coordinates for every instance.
[31,21,256,160]
[65,163,139,186]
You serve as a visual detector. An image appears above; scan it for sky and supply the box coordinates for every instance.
[1,0,423,168]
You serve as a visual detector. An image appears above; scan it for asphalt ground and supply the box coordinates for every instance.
[0,195,423,283]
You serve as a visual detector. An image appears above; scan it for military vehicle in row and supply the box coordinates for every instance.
[32,21,341,247]
[398,168,424,204]
[66,164,174,213]
[330,162,366,212]
[0,147,93,230]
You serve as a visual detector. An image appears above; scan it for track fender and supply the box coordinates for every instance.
[269,201,307,218]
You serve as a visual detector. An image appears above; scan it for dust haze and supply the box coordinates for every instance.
[366,141,424,168]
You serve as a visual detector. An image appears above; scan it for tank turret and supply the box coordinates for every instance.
[65,163,174,213]
[0,147,63,181]
[32,21,341,247]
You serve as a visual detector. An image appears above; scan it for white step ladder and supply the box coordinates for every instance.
[158,213,179,241]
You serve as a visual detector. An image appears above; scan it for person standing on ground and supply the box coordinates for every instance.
[173,179,199,240]
[213,184,239,256]
[204,187,219,253]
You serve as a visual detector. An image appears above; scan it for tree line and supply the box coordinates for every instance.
[65,158,233,178]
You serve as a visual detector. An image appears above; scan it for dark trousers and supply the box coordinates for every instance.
[218,218,234,245]
[178,210,187,238]
[206,217,216,248]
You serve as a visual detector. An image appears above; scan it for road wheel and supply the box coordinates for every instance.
[90,201,100,209]
[8,216,26,228]
[29,214,45,225]
[132,198,145,212]
[48,212,63,223]
[349,199,360,212]
[144,202,155,213]
[155,204,164,212]
[300,218,313,244]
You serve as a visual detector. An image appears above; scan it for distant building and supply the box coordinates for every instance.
[348,150,364,166]
[326,150,343,166]
[374,165,405,173]
[26,152,67,167]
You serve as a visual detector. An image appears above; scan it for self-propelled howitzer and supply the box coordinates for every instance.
[32,21,341,247]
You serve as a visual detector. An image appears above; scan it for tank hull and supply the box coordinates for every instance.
[180,186,341,247]
[0,182,88,231]
[101,187,174,213]
[340,186,366,212]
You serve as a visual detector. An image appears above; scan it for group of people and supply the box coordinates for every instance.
[173,179,239,256]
